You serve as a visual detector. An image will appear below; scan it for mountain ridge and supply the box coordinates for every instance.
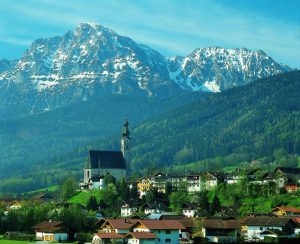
[0,22,291,119]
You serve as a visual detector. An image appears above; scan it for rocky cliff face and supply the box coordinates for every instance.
[168,47,291,92]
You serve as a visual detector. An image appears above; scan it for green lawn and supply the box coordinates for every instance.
[68,189,103,206]
[0,241,74,244]
[25,185,60,194]
[0,241,35,244]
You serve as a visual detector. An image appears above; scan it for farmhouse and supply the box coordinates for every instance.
[202,219,241,243]
[243,216,296,241]
[34,220,69,242]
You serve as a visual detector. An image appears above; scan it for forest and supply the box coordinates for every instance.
[0,71,299,194]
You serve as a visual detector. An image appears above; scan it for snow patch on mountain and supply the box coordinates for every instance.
[0,23,291,118]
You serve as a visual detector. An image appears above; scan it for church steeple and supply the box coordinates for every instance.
[121,119,130,158]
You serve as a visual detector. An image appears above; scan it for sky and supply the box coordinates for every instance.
[0,0,299,68]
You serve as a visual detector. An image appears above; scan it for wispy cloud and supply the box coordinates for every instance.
[0,0,299,67]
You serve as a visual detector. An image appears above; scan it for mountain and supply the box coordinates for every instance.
[128,71,300,170]
[168,47,291,92]
[0,23,291,119]
[0,22,180,119]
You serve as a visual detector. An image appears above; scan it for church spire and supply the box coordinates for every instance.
[121,119,130,158]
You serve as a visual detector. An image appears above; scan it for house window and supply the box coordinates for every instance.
[165,230,171,234]
[260,227,263,230]
[165,238,171,242]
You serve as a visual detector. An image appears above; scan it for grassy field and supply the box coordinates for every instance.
[0,241,74,244]
[0,241,37,244]
[25,185,60,194]
[68,189,103,206]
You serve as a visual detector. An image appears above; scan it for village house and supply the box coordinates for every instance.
[32,193,53,203]
[243,216,296,241]
[271,206,300,217]
[202,219,241,243]
[186,174,203,193]
[131,219,185,244]
[151,173,169,193]
[224,169,244,185]
[204,172,222,190]
[34,220,69,242]
[169,175,186,191]
[137,177,152,198]
[178,218,195,242]
[96,218,138,234]
[120,201,139,217]
[285,184,299,192]
[141,202,168,215]
[247,168,263,182]
[126,231,158,244]
[274,167,300,188]
[293,217,300,235]
[86,175,106,190]
[92,232,125,244]
[182,203,197,218]
[93,218,185,244]
[6,200,22,211]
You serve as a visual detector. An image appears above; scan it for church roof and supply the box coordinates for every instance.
[86,150,126,169]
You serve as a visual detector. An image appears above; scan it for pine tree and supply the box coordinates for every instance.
[87,195,98,211]
[209,194,221,215]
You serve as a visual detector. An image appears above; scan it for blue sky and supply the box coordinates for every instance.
[0,0,299,67]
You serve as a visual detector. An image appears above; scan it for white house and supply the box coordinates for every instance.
[243,217,296,241]
[202,219,241,243]
[141,202,167,215]
[34,220,69,242]
[120,201,138,217]
[131,219,185,244]
[204,173,220,190]
[186,174,203,193]
[182,203,197,218]
[92,232,125,244]
[126,231,158,244]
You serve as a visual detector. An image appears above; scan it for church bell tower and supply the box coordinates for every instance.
[121,119,130,160]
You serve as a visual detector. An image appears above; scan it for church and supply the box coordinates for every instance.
[81,120,130,189]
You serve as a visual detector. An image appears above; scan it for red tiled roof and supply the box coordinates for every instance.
[293,217,300,223]
[203,219,241,229]
[136,220,185,230]
[104,219,138,229]
[34,221,67,233]
[126,232,157,239]
[96,233,125,239]
[273,206,300,213]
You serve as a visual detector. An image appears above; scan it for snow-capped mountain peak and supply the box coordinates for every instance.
[0,23,291,118]
[168,46,291,92]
